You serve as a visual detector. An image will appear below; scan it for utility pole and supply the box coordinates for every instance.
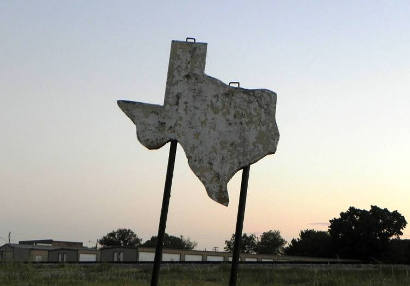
[8,232,11,243]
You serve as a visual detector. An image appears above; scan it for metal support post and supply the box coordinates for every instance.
[151,140,178,286]
[229,165,250,286]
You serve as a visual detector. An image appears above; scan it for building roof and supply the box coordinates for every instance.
[48,248,79,252]
[19,239,83,246]
[1,243,55,250]
[100,246,138,250]
[0,243,95,251]
[19,239,54,245]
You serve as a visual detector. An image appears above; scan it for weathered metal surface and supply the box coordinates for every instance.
[118,40,279,206]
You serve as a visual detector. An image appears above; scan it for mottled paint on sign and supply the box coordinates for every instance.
[118,40,279,206]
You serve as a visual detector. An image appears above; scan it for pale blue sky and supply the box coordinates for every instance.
[1,1,409,249]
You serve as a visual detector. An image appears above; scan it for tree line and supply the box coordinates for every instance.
[98,229,197,250]
[286,205,409,263]
[224,230,286,254]
[98,205,409,263]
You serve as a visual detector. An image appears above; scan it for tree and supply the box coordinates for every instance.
[285,229,332,258]
[142,233,197,250]
[224,233,257,254]
[328,205,407,259]
[98,228,142,248]
[255,230,286,255]
[383,239,410,264]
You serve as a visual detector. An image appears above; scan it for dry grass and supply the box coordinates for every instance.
[0,263,409,286]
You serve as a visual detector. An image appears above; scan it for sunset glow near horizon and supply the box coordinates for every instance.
[1,1,410,249]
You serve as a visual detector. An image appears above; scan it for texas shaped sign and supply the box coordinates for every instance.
[118,40,279,206]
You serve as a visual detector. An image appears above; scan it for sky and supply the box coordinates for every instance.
[1,1,410,250]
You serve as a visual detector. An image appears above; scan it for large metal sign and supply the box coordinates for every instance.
[118,38,279,286]
[118,39,279,205]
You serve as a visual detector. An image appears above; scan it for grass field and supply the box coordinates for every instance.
[1,263,409,286]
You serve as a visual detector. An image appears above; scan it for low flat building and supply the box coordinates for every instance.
[78,248,98,262]
[0,239,98,262]
[19,239,84,248]
[48,248,78,263]
[47,247,98,263]
[0,243,53,262]
[138,247,224,262]
[100,246,137,262]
